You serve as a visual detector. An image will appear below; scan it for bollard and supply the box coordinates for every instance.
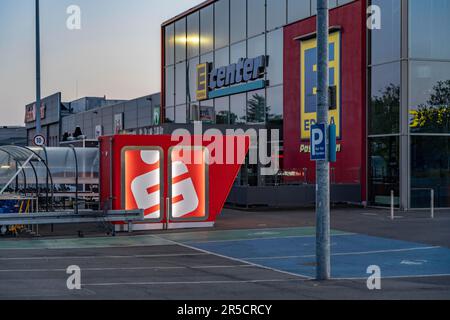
[391,190,394,220]
[431,189,434,219]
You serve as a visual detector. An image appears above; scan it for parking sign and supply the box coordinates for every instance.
[310,124,326,161]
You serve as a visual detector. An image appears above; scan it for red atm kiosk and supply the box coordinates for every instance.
[99,135,249,231]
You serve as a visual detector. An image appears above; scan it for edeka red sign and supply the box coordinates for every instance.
[99,135,249,231]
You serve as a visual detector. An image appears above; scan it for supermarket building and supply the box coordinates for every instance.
[161,0,450,210]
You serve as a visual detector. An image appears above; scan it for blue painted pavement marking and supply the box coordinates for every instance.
[188,234,450,279]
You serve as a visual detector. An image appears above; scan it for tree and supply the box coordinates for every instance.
[411,80,450,133]
[246,93,266,124]
[370,83,400,134]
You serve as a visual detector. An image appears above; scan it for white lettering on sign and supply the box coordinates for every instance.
[311,127,324,157]
[171,161,199,218]
[130,151,161,219]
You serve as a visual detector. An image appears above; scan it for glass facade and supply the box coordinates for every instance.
[164,0,450,208]
[369,0,401,65]
[368,136,400,206]
[411,136,450,208]
[369,0,450,208]
[368,0,402,207]
[408,0,450,208]
[164,0,354,126]
[369,62,400,135]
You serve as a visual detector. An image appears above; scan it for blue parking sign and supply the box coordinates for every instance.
[310,124,326,161]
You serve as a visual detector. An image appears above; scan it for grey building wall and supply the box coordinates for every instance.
[70,97,126,113]
[60,93,161,140]
[25,92,62,146]
[25,92,139,146]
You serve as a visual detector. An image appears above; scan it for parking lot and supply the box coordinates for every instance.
[0,207,449,300]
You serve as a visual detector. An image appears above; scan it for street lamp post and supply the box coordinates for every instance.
[316,0,331,280]
[35,0,42,135]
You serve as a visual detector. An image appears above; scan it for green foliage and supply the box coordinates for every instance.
[411,80,450,133]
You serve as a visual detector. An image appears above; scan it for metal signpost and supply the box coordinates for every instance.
[35,0,42,136]
[314,0,331,280]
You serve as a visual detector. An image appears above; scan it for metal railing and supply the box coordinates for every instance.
[390,188,435,220]
[411,188,435,219]
[0,209,144,235]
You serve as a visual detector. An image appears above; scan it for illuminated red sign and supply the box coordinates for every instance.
[123,148,162,220]
[100,135,250,230]
[170,147,207,220]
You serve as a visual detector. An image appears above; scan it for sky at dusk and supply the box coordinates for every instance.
[0,0,203,125]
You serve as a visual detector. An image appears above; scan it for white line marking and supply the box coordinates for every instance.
[0,242,177,251]
[244,246,441,260]
[150,235,313,280]
[0,252,207,261]
[83,278,307,287]
[335,274,450,280]
[180,233,355,244]
[0,264,254,273]
[155,226,317,237]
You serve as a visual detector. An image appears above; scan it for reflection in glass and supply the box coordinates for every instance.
[410,80,450,134]
[215,47,229,68]
[267,0,286,30]
[165,24,174,66]
[187,12,200,59]
[411,136,450,208]
[175,105,187,124]
[165,66,175,107]
[409,61,450,133]
[231,41,246,63]
[368,137,399,207]
[288,0,310,23]
[215,0,230,49]
[409,0,450,60]
[246,90,266,124]
[369,63,400,135]
[370,0,400,65]
[267,29,283,86]
[200,5,214,54]
[165,107,175,123]
[201,52,214,65]
[199,100,215,123]
[175,62,186,105]
[248,35,265,58]
[230,93,246,124]
[230,0,246,43]
[175,18,186,63]
[215,97,230,124]
[267,86,283,125]
[248,0,265,38]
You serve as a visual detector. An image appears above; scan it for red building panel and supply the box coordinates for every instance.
[99,135,249,227]
[283,0,367,201]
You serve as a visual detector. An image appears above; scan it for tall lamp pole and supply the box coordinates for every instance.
[316,0,331,280]
[35,0,42,135]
